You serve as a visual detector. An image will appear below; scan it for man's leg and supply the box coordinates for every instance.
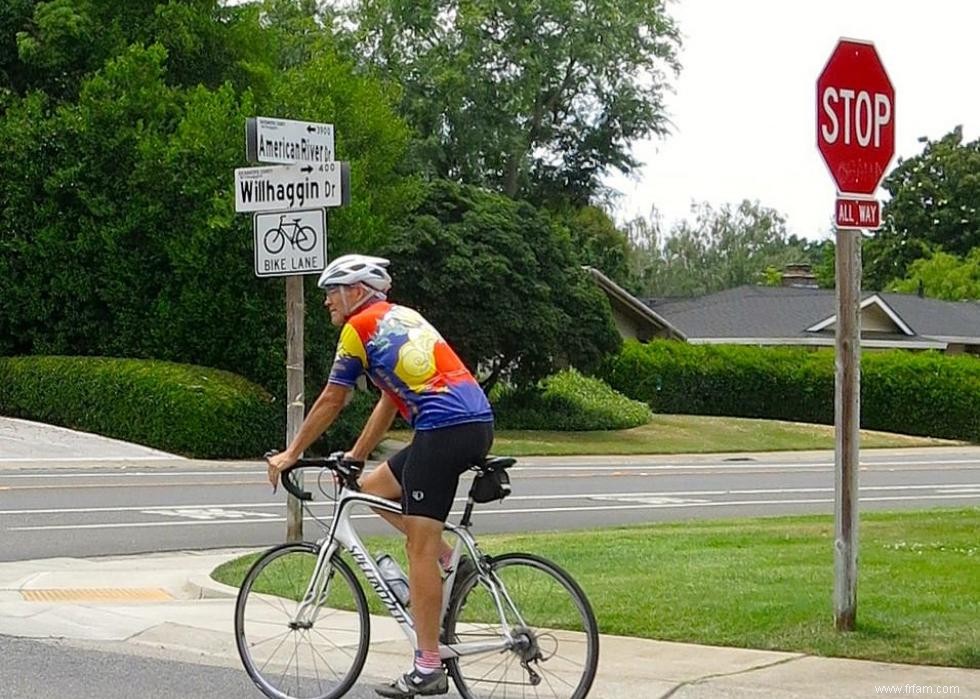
[360,462,408,533]
[361,463,455,563]
[404,515,445,660]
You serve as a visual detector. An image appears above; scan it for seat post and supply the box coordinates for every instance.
[460,497,475,528]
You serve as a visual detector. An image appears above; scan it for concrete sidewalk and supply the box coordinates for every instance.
[0,551,976,698]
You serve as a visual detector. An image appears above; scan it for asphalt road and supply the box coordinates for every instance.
[2,449,979,562]
[0,635,405,699]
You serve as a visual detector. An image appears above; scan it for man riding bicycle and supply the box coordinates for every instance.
[266,253,494,698]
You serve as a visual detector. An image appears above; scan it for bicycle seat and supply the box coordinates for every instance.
[473,456,516,474]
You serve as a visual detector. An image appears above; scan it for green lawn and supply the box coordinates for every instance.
[388,414,960,456]
[214,507,980,668]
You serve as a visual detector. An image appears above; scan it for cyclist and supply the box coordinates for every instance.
[266,253,494,698]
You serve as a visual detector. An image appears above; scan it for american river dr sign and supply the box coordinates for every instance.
[245,117,334,165]
[234,161,344,212]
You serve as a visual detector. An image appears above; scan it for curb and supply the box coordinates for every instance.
[183,574,239,601]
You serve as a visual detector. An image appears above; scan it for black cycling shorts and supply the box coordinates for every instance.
[387,421,494,522]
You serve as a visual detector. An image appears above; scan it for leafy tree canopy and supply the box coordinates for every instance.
[889,249,980,301]
[2,0,280,103]
[864,126,980,289]
[0,8,416,394]
[625,200,822,297]
[337,0,681,207]
[381,180,621,390]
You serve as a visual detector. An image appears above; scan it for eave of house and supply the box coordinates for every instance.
[585,267,687,340]
[806,294,915,335]
[687,336,948,350]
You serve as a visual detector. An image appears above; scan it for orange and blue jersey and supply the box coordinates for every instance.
[327,301,493,430]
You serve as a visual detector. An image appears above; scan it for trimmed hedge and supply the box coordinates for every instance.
[492,369,653,431]
[0,356,377,459]
[598,341,980,443]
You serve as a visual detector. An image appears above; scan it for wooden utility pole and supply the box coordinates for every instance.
[285,275,305,542]
[833,227,861,630]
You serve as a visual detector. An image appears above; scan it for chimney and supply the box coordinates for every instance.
[781,263,818,288]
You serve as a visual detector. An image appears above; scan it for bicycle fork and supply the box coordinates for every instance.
[292,541,340,628]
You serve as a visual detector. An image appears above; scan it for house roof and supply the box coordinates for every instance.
[585,267,687,340]
[643,285,980,347]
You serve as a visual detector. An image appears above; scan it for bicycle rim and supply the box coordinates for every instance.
[297,226,317,251]
[444,553,599,699]
[235,543,370,699]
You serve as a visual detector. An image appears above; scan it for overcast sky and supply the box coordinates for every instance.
[606,0,980,241]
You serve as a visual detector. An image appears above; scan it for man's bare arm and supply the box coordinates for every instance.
[267,383,351,485]
[348,392,400,461]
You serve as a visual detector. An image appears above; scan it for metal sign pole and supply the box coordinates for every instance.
[833,226,861,631]
[285,274,305,542]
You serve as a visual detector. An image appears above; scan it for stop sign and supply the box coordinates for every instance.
[816,39,895,195]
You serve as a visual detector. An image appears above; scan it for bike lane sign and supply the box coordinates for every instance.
[253,208,327,278]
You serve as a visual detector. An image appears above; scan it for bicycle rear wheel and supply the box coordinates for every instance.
[443,553,599,699]
[235,542,370,699]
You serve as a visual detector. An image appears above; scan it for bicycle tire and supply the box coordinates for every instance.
[296,226,318,252]
[443,553,599,699]
[235,542,370,699]
[264,228,285,254]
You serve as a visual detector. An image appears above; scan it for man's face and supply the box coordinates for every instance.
[323,285,349,327]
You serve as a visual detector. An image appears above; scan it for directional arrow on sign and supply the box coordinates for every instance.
[234,162,347,213]
[246,116,334,165]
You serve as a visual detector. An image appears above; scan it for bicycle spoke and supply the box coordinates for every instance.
[310,627,358,661]
[445,554,597,699]
[237,545,369,699]
[248,629,292,650]
[306,629,324,694]
[257,631,292,675]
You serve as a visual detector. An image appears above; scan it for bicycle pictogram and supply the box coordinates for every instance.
[263,215,318,254]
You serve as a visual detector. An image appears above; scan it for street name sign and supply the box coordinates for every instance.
[246,117,334,165]
[816,39,895,195]
[235,162,344,212]
[253,208,327,278]
[835,197,880,229]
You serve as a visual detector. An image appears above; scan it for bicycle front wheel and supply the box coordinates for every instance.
[235,542,370,699]
[444,553,599,699]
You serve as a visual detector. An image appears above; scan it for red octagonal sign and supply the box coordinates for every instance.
[816,39,895,195]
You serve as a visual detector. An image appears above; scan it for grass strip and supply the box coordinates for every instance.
[388,415,960,457]
[213,507,979,668]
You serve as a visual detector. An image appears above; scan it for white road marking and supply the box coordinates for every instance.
[2,483,979,517]
[0,457,180,463]
[146,508,279,521]
[1,483,978,517]
[2,457,980,479]
[7,493,979,532]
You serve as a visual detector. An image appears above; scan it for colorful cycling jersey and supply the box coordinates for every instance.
[328,301,494,430]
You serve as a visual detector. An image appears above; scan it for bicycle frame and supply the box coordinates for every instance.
[292,482,518,660]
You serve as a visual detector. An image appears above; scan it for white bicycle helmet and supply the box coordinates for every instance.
[317,254,392,292]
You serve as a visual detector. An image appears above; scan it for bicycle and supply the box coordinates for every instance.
[234,452,599,699]
[264,215,318,254]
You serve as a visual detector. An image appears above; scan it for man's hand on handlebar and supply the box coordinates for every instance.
[266,450,298,491]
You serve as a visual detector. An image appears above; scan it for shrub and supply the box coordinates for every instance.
[492,369,652,431]
[599,341,980,443]
[0,356,377,458]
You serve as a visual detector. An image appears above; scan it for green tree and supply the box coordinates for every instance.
[381,180,621,390]
[628,200,813,297]
[0,34,414,393]
[889,249,980,300]
[561,206,631,285]
[341,0,681,206]
[5,0,273,103]
[864,126,980,289]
